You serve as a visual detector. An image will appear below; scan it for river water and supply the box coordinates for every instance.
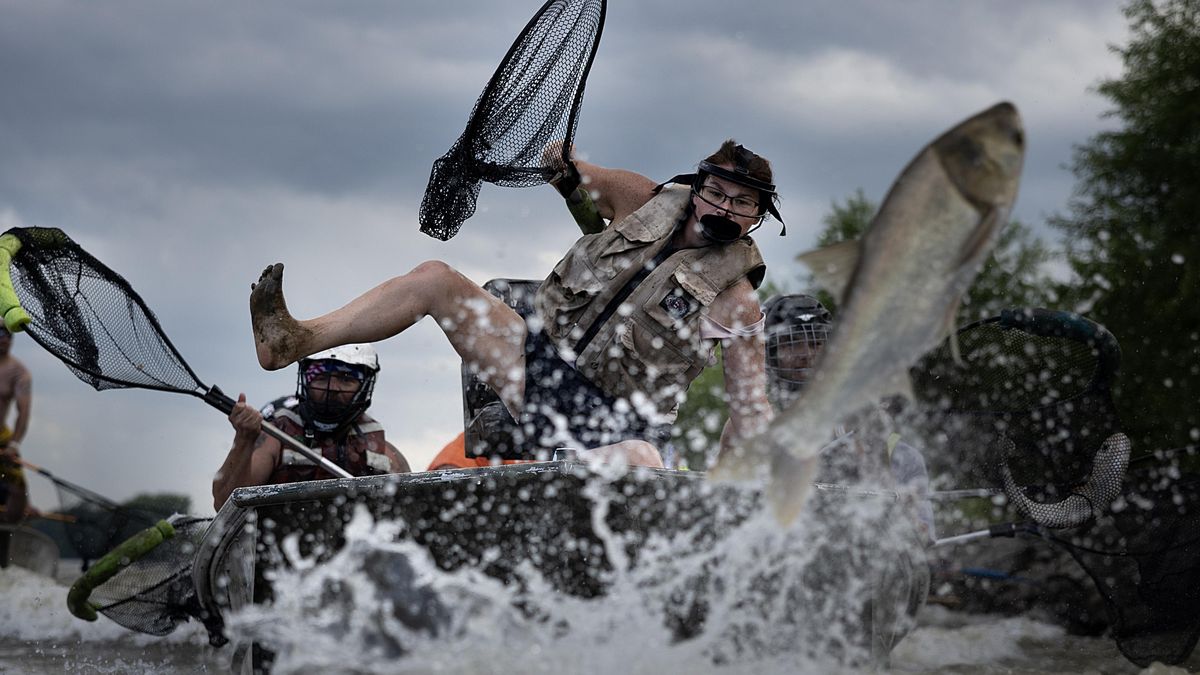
[1,549,1194,674]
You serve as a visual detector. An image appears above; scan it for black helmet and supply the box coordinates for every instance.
[763,294,832,410]
[295,344,380,434]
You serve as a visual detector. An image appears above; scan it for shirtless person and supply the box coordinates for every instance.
[0,328,34,524]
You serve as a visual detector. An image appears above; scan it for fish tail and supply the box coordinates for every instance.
[766,450,820,527]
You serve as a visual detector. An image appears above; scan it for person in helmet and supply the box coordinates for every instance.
[212,343,410,509]
[247,140,779,466]
[760,294,934,537]
[763,294,833,413]
[762,294,932,663]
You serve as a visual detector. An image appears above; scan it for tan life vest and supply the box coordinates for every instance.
[534,186,766,418]
[263,396,392,484]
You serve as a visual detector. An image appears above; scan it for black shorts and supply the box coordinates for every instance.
[521,329,670,450]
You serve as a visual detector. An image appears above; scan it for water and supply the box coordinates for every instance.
[0,524,1193,674]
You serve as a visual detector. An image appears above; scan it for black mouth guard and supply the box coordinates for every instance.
[699,214,744,243]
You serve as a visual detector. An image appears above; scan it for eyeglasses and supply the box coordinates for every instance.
[694,184,762,218]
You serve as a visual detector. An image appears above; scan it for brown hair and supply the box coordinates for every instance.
[703,139,774,186]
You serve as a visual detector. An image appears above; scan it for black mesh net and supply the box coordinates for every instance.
[1050,452,1200,667]
[911,308,1123,497]
[3,227,206,395]
[914,308,1199,666]
[419,0,606,240]
[89,516,216,639]
[52,480,157,566]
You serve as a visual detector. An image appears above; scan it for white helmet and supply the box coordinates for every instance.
[296,343,381,433]
[305,344,380,372]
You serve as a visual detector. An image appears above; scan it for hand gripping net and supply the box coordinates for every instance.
[419,0,606,240]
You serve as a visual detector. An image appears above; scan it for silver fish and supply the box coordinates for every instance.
[710,101,1026,526]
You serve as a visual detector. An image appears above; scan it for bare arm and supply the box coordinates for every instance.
[573,159,658,224]
[10,366,31,446]
[710,281,773,461]
[212,393,281,510]
[541,142,657,225]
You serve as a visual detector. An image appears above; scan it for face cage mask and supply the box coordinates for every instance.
[765,322,830,408]
[296,363,377,433]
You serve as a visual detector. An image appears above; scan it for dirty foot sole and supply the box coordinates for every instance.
[249,263,313,370]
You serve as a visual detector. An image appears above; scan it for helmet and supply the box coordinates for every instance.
[296,344,380,433]
[763,295,832,410]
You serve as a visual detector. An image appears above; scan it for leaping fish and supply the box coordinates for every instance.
[710,101,1026,526]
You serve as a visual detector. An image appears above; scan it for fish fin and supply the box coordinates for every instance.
[956,206,1006,269]
[941,296,965,365]
[797,240,861,303]
[766,451,820,528]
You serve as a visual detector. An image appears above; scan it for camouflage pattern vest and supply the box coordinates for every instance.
[262,396,391,483]
[534,186,765,418]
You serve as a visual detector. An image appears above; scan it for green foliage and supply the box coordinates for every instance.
[122,493,191,518]
[672,348,728,469]
[1050,0,1200,453]
[817,188,874,247]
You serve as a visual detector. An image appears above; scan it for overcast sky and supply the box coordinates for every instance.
[1,1,1131,515]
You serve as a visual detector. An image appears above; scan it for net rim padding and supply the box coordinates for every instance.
[5,226,209,396]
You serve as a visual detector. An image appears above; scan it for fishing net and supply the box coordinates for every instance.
[0,226,351,478]
[1051,451,1200,667]
[1,227,207,396]
[911,308,1123,499]
[50,477,157,567]
[86,516,221,641]
[419,0,606,240]
[914,308,1199,666]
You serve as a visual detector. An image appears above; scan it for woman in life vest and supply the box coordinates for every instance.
[212,344,410,509]
[248,140,783,467]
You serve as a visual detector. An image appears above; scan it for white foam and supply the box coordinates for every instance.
[0,565,210,646]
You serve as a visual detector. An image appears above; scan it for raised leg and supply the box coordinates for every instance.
[249,261,528,415]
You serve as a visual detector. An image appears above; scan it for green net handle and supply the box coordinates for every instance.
[66,519,176,622]
[0,233,31,333]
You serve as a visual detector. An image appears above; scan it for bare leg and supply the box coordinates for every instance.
[250,261,528,415]
[586,440,665,469]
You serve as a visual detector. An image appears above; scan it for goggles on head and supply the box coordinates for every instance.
[296,359,375,433]
[303,360,366,385]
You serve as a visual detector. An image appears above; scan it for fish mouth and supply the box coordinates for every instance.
[933,101,1025,211]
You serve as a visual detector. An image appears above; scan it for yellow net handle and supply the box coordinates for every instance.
[0,233,31,333]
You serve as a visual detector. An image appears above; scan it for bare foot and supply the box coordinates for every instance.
[249,263,313,370]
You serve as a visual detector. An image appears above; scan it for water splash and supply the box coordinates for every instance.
[227,469,924,674]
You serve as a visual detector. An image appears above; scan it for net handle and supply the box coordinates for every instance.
[0,233,354,482]
[202,386,354,480]
[0,233,32,333]
[67,519,176,621]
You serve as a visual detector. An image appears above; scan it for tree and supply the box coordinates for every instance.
[1050,0,1200,454]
